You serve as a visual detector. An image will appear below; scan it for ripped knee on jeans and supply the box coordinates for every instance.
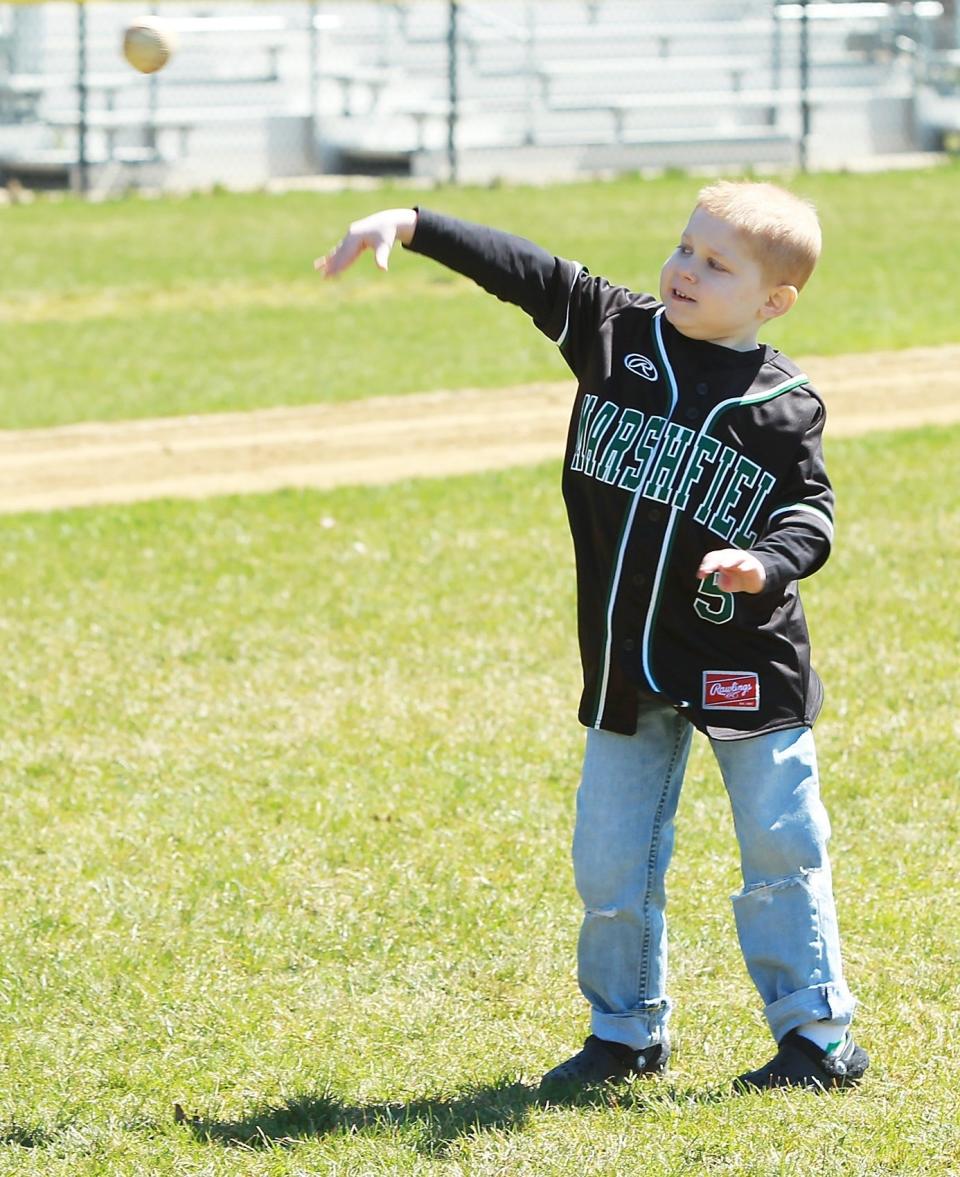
[584,904,619,919]
[740,866,825,898]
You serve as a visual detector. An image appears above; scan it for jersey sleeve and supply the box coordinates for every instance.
[406,208,651,375]
[751,396,835,593]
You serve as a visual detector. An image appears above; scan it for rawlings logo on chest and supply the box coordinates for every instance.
[623,353,659,381]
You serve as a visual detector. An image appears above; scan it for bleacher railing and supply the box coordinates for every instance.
[0,0,956,196]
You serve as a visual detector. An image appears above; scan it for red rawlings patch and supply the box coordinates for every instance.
[702,671,760,711]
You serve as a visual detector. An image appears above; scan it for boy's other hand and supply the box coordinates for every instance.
[697,550,767,594]
[314,208,418,277]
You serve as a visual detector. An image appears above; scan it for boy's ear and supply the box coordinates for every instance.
[760,283,798,322]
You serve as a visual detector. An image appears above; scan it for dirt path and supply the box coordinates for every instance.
[2,345,959,514]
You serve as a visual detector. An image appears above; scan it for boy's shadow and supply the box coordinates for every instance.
[176,1078,728,1154]
[177,1080,540,1154]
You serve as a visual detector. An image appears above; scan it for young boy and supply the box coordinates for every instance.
[316,182,868,1092]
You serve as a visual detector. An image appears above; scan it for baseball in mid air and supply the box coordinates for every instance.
[122,17,177,74]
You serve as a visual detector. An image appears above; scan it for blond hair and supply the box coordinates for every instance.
[696,180,822,290]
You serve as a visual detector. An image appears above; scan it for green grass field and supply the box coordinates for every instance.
[0,428,958,1174]
[2,163,960,428]
[1,170,959,1174]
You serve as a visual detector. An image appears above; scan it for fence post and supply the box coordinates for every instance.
[798,0,811,171]
[76,0,89,195]
[771,0,781,110]
[308,0,319,165]
[524,2,536,145]
[447,0,459,183]
[147,3,159,156]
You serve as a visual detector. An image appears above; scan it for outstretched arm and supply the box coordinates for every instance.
[315,208,418,277]
[314,207,631,369]
[317,206,576,331]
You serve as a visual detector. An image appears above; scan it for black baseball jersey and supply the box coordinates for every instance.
[407,209,834,740]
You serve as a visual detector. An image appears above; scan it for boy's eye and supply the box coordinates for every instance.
[708,258,727,272]
[678,245,692,255]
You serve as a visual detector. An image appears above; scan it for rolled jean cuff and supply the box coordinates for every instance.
[764,983,857,1043]
[591,999,672,1051]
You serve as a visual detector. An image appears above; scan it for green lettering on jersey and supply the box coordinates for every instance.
[569,400,621,477]
[580,400,620,478]
[618,416,665,492]
[693,444,738,525]
[708,454,762,541]
[671,434,722,513]
[731,470,778,548]
[596,408,646,484]
[644,422,695,503]
[570,395,598,472]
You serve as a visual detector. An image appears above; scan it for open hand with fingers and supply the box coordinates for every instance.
[314,208,419,277]
[697,549,767,594]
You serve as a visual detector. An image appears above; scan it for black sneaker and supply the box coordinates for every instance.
[539,1034,669,1092]
[735,1029,869,1092]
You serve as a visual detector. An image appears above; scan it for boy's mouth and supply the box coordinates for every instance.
[672,288,696,303]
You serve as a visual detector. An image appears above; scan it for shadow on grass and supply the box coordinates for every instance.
[175,1078,730,1154]
[177,1079,538,1154]
[0,1123,57,1148]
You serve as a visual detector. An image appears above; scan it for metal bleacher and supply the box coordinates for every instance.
[0,0,952,192]
[317,0,938,180]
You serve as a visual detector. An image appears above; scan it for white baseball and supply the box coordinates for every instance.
[122,17,177,74]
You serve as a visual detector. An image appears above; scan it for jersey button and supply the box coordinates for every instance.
[684,407,699,421]
[632,572,647,587]
[647,507,662,522]
[623,638,636,652]
[696,382,709,396]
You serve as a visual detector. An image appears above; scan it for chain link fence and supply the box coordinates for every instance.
[1,0,958,194]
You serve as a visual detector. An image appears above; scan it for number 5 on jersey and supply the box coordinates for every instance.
[694,573,734,625]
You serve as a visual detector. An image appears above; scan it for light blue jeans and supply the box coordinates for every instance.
[573,701,856,1049]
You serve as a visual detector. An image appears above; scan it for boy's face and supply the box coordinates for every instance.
[659,208,792,351]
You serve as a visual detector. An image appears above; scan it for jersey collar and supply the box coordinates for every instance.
[659,312,776,372]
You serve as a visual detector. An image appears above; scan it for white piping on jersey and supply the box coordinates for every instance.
[767,502,835,542]
[641,506,681,698]
[555,264,584,348]
[592,362,812,728]
[593,308,678,727]
[639,373,812,698]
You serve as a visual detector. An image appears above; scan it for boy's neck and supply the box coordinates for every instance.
[668,318,762,353]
